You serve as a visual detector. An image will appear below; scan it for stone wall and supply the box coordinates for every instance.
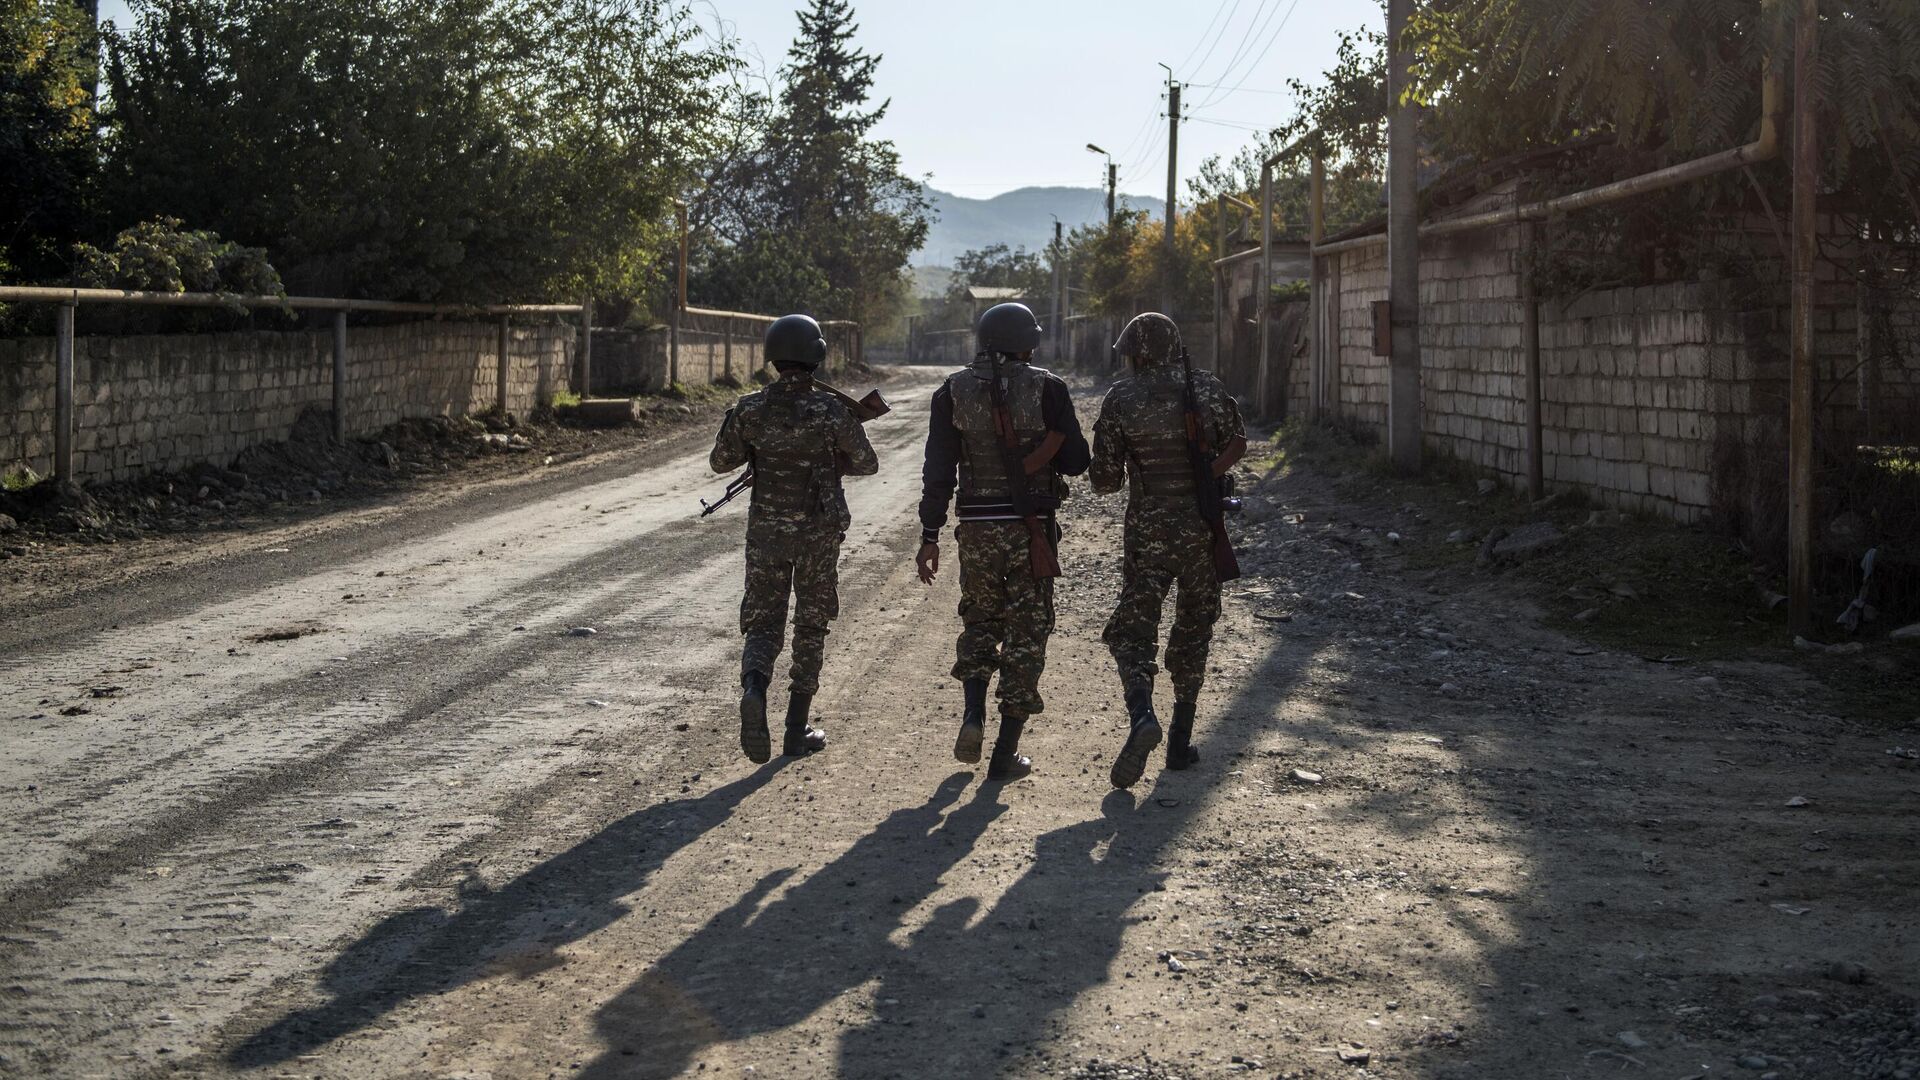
[1,319,575,485]
[1320,200,1920,523]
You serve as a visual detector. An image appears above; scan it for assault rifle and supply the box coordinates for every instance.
[986,355,1064,579]
[699,379,890,517]
[1181,346,1241,581]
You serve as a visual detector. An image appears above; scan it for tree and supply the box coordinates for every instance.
[692,0,928,327]
[944,243,1050,305]
[100,0,736,304]
[1,0,96,287]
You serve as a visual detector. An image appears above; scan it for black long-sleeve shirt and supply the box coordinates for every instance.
[918,375,1090,543]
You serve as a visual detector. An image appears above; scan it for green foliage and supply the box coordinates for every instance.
[944,244,1051,305]
[100,0,734,304]
[72,217,281,295]
[1,0,96,285]
[689,0,928,328]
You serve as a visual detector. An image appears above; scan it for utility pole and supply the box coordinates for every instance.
[1086,144,1116,225]
[1052,219,1066,363]
[1161,64,1181,315]
[1385,0,1422,474]
[1788,0,1819,635]
[670,199,688,388]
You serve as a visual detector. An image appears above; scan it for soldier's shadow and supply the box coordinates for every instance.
[579,771,1003,1079]
[228,762,791,1068]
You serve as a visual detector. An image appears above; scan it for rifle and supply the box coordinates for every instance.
[985,355,1063,579]
[699,378,891,517]
[1181,346,1241,582]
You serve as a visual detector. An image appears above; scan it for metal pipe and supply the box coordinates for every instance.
[1788,0,1817,635]
[1312,66,1785,258]
[1521,221,1544,497]
[1387,0,1422,474]
[579,298,593,396]
[1309,153,1326,418]
[54,302,75,483]
[0,285,583,316]
[331,311,347,443]
[1257,162,1274,418]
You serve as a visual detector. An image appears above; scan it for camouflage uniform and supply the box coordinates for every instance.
[712,370,878,695]
[920,356,1089,717]
[1090,316,1245,704]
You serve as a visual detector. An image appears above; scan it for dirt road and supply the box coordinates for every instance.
[3,366,1916,1079]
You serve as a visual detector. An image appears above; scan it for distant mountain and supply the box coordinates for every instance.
[915,185,1166,271]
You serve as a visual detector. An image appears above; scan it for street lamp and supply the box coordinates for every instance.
[1086,143,1116,225]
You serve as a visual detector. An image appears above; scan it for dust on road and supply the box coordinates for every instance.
[2,366,1915,1079]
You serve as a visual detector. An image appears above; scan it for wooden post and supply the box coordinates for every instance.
[1387,0,1423,474]
[54,301,75,483]
[497,316,510,415]
[331,311,347,443]
[1309,153,1326,418]
[580,299,593,397]
[1213,195,1226,392]
[1787,0,1819,636]
[723,316,733,383]
[1521,222,1545,498]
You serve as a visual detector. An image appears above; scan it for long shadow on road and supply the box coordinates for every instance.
[577,630,1322,1077]
[228,761,790,1068]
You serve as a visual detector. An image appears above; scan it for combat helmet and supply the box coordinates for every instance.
[976,302,1044,356]
[764,313,828,369]
[1114,312,1182,366]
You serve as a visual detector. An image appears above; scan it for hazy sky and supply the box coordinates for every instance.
[97,0,1385,200]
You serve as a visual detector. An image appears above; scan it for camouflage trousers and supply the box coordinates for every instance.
[952,519,1057,716]
[1103,505,1221,702]
[739,518,843,696]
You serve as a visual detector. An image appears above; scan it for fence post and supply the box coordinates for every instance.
[723,315,733,383]
[331,311,348,443]
[580,298,593,397]
[1521,221,1544,498]
[54,301,75,484]
[669,306,680,389]
[497,316,510,415]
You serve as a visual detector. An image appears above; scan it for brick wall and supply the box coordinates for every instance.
[0,319,575,485]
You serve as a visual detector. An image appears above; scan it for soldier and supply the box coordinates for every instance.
[917,302,1090,782]
[1090,312,1247,789]
[711,314,879,764]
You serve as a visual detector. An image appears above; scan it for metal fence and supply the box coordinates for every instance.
[671,306,861,387]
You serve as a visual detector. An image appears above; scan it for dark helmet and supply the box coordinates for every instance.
[764,313,828,369]
[976,302,1044,356]
[1115,312,1182,366]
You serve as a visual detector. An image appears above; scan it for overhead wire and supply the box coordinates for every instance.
[1171,0,1239,78]
[1188,0,1277,99]
[1177,0,1248,83]
[1191,0,1302,110]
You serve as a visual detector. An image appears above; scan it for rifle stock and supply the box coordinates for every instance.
[1181,348,1241,582]
[985,358,1061,580]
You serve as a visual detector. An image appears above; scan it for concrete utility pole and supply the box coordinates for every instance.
[1052,219,1066,363]
[1788,0,1819,635]
[1385,0,1422,474]
[1086,144,1116,224]
[1162,66,1181,315]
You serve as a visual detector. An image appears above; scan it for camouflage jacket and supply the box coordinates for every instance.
[1090,363,1244,511]
[711,371,878,532]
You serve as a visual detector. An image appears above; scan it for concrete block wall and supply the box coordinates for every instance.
[0,319,574,485]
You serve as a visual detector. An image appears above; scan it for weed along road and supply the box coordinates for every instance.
[3,367,1917,1079]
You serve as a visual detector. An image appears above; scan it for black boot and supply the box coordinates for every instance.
[985,712,1032,781]
[782,691,827,756]
[739,671,772,763]
[1166,700,1200,771]
[953,677,988,764]
[1110,683,1162,790]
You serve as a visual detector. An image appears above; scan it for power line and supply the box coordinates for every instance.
[1171,0,1239,77]
[1182,83,1294,96]
[1192,0,1302,110]
[1178,0,1247,82]
[1190,0,1276,94]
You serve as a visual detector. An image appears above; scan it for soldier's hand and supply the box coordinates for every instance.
[916,542,940,584]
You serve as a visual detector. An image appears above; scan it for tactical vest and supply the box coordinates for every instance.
[745,384,842,517]
[948,359,1050,504]
[1126,379,1198,499]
